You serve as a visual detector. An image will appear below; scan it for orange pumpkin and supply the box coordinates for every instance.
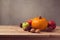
[31,16,48,30]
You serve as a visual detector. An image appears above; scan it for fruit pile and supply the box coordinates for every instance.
[20,16,56,33]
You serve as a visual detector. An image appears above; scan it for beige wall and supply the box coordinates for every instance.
[0,0,60,25]
[0,0,1,24]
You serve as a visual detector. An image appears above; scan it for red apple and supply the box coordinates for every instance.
[27,19,32,25]
[48,20,56,29]
[45,20,56,32]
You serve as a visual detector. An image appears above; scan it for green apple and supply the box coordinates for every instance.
[22,22,30,30]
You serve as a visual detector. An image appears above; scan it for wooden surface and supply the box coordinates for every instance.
[0,25,60,37]
[0,25,60,40]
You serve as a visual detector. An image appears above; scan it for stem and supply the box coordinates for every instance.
[39,16,42,19]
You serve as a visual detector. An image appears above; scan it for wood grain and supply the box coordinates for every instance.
[0,25,60,40]
[0,25,60,37]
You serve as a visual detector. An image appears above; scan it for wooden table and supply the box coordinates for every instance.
[0,25,60,40]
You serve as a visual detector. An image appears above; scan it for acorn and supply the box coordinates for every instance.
[30,28,35,33]
[35,29,40,33]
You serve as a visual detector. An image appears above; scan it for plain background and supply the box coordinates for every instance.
[0,0,60,26]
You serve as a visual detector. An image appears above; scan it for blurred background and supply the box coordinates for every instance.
[0,0,60,26]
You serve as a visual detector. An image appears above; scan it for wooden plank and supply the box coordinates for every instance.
[0,25,60,37]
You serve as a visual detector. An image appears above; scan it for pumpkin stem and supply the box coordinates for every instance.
[39,16,42,19]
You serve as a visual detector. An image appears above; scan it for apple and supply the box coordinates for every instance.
[22,22,30,31]
[27,19,32,25]
[49,20,56,25]
[48,20,56,29]
[45,20,56,32]
[23,26,32,31]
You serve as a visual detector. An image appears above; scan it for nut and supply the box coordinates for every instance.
[30,28,35,33]
[35,29,40,33]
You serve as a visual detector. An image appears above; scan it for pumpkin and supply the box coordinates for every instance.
[31,16,48,30]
